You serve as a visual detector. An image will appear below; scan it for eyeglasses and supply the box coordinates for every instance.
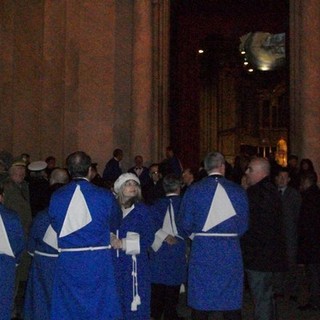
[124,181,139,187]
[151,171,159,175]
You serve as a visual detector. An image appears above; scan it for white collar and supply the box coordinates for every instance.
[122,204,135,218]
[209,172,223,176]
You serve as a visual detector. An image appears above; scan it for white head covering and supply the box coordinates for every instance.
[28,160,47,171]
[113,173,140,194]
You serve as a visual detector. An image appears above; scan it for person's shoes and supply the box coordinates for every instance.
[298,303,319,311]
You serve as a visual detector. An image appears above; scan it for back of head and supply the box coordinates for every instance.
[50,168,70,186]
[204,151,225,173]
[163,174,181,194]
[246,157,270,186]
[66,151,91,178]
[113,148,123,158]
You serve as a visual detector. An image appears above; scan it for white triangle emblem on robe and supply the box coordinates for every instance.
[43,224,59,250]
[162,201,178,237]
[202,182,236,232]
[0,214,15,257]
[59,185,92,238]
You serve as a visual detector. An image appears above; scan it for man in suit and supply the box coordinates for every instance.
[273,167,301,301]
[297,171,320,311]
[242,157,287,320]
[142,163,165,205]
[128,155,150,187]
[102,148,123,187]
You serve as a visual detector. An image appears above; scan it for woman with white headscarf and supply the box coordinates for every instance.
[111,173,155,320]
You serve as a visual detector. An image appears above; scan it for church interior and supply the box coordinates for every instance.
[1,0,319,174]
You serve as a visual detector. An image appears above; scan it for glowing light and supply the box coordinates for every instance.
[244,61,249,65]
[198,49,204,54]
[241,50,246,55]
[248,68,254,72]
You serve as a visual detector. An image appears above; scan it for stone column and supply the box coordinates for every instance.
[290,0,320,174]
[0,1,14,151]
[42,1,66,162]
[152,0,170,161]
[131,0,153,162]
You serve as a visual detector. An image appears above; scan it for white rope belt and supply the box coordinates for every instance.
[194,233,238,237]
[34,250,59,258]
[58,245,111,253]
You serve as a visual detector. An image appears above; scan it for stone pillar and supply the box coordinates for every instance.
[152,0,170,161]
[131,0,153,162]
[0,1,170,170]
[290,0,320,175]
[42,1,66,162]
[0,1,14,151]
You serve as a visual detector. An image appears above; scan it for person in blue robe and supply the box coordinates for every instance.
[112,173,156,320]
[180,152,249,320]
[23,208,58,320]
[149,174,187,320]
[0,185,25,320]
[48,151,122,320]
[24,169,69,320]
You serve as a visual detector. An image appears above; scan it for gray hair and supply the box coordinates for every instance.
[50,168,70,186]
[163,174,181,194]
[251,157,270,176]
[204,152,225,173]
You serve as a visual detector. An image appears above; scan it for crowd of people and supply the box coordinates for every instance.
[0,147,319,320]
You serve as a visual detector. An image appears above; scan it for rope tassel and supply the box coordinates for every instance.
[131,255,141,311]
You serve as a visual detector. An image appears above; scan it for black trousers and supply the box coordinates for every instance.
[151,283,181,320]
[191,308,242,320]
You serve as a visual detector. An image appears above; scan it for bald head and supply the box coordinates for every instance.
[245,157,270,186]
[50,168,69,186]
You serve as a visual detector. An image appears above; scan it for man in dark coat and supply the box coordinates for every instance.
[142,163,165,205]
[128,155,150,187]
[241,157,287,320]
[297,171,320,311]
[273,167,301,300]
[102,148,123,187]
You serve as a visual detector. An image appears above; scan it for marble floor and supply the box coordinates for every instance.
[177,290,320,320]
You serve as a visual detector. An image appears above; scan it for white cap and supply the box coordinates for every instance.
[28,160,47,171]
[114,173,140,194]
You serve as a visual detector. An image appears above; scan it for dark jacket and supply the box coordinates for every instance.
[241,177,287,272]
[297,184,320,264]
[102,158,122,185]
[127,166,150,187]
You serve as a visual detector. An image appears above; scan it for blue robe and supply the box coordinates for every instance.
[49,179,122,320]
[114,202,155,320]
[0,204,25,320]
[149,195,187,285]
[180,175,249,311]
[24,209,58,320]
